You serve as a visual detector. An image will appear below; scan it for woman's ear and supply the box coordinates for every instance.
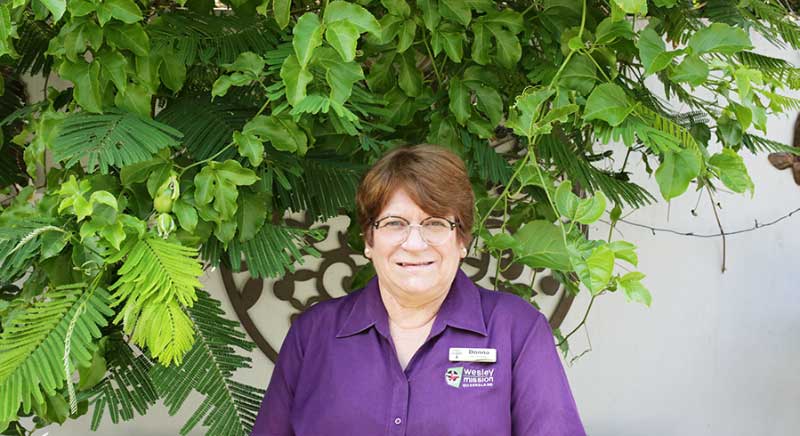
[364,242,373,259]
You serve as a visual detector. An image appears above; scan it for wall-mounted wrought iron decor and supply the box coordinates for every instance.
[222,214,579,363]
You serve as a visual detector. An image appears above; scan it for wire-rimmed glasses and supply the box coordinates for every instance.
[371,215,459,246]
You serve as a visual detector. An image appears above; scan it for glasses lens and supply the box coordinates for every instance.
[377,218,409,244]
[421,218,452,245]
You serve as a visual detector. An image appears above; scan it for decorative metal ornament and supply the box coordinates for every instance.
[222,214,580,362]
[767,113,800,185]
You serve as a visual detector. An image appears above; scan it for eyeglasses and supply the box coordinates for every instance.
[371,215,459,246]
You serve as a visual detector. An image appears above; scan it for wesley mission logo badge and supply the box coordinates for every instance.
[445,366,495,388]
[445,367,463,388]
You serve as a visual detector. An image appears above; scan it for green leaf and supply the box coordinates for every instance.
[280,55,313,106]
[555,181,580,219]
[618,271,651,306]
[418,0,440,31]
[654,148,701,200]
[221,51,265,78]
[612,0,646,15]
[397,20,416,52]
[243,114,308,155]
[97,49,127,93]
[560,55,597,95]
[40,0,67,21]
[440,0,471,26]
[487,25,521,69]
[325,20,360,62]
[273,0,291,29]
[473,85,503,126]
[58,60,104,113]
[608,240,638,266]
[573,191,607,224]
[471,22,491,65]
[173,198,198,233]
[637,28,677,76]
[709,147,754,195]
[52,111,182,174]
[114,83,151,118]
[149,290,264,435]
[236,190,268,242]
[233,131,264,167]
[323,1,381,37]
[294,13,324,67]
[514,220,571,271]
[437,25,464,63]
[0,285,112,426]
[506,87,555,139]
[383,0,410,16]
[572,244,614,295]
[688,23,752,55]
[104,0,142,24]
[670,55,708,86]
[398,50,423,97]
[110,238,203,366]
[584,83,634,127]
[324,57,364,105]
[104,22,149,56]
[159,49,187,93]
[595,17,634,44]
[195,160,259,221]
[448,77,471,125]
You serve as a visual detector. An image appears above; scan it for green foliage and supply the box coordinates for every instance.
[109,237,203,366]
[0,284,112,428]
[150,290,264,435]
[2,0,800,432]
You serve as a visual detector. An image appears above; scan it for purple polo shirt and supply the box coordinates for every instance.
[251,269,586,436]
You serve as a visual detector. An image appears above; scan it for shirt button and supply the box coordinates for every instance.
[394,417,402,425]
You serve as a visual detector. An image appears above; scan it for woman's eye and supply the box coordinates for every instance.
[384,220,406,227]
[425,220,448,228]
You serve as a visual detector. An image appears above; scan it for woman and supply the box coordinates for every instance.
[251,145,586,436]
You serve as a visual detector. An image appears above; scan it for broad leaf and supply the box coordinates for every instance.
[709,147,754,195]
[323,1,381,37]
[514,220,571,271]
[688,23,752,55]
[584,83,634,127]
[654,148,701,200]
[294,12,324,67]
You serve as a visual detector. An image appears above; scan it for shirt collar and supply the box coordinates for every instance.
[335,269,488,339]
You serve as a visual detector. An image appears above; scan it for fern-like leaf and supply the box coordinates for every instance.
[227,222,325,278]
[539,134,656,208]
[52,110,183,174]
[81,331,158,430]
[150,290,264,436]
[0,284,113,425]
[149,11,281,66]
[274,152,365,221]
[0,220,62,284]
[155,96,254,161]
[109,237,203,366]
[742,134,800,155]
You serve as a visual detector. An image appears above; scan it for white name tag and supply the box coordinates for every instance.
[449,347,497,363]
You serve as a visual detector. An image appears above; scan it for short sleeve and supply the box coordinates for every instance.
[251,319,305,436]
[511,312,586,436]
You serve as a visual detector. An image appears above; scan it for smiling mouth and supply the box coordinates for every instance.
[396,261,435,267]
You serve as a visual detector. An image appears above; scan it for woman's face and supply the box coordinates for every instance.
[366,188,466,300]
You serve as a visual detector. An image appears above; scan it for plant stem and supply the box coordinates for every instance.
[706,186,727,273]
[557,293,596,347]
[421,28,443,84]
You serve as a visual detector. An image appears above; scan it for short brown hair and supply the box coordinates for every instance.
[356,144,474,247]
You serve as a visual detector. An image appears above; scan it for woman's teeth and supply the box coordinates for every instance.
[398,261,434,267]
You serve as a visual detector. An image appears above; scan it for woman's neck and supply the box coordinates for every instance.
[378,280,449,329]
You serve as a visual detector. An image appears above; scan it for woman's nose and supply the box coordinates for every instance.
[401,225,428,250]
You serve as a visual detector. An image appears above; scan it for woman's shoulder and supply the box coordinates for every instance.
[474,283,547,327]
[289,288,363,333]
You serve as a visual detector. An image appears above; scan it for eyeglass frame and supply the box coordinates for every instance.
[369,215,460,246]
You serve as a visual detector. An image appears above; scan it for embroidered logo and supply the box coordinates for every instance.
[445,367,463,388]
[445,366,494,388]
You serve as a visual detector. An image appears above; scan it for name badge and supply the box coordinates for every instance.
[449,347,497,363]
